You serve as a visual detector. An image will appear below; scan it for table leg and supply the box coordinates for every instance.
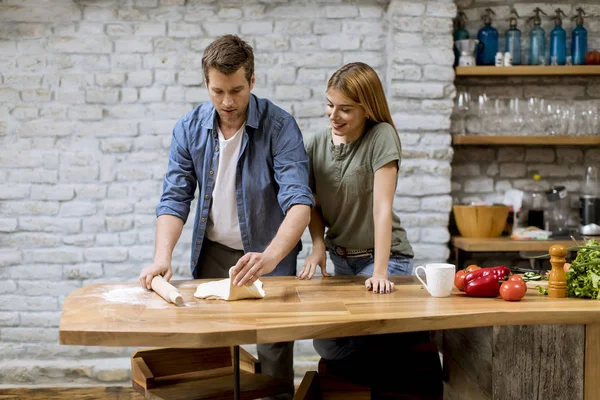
[585,324,600,400]
[233,345,240,400]
[454,248,466,270]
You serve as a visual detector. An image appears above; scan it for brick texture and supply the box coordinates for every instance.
[0,0,455,386]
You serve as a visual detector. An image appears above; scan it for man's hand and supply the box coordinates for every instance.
[139,262,173,290]
[365,274,394,294]
[297,247,330,280]
[231,252,278,287]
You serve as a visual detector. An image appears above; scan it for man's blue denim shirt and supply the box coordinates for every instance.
[156,94,315,277]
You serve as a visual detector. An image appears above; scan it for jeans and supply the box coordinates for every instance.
[328,251,413,277]
[313,251,414,361]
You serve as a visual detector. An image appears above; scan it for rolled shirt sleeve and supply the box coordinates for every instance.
[272,116,315,213]
[371,123,403,172]
[156,118,197,223]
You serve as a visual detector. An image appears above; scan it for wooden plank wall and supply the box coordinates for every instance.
[0,387,143,400]
[443,325,585,400]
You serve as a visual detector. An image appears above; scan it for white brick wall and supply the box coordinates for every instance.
[0,0,455,386]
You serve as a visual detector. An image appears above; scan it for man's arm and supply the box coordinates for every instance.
[139,117,196,289]
[139,214,184,289]
[231,204,310,286]
[264,204,311,265]
[232,116,313,286]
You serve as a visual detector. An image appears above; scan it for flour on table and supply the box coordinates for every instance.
[194,267,266,301]
[98,285,172,308]
[101,286,148,305]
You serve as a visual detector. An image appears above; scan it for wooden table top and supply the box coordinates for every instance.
[59,276,600,348]
[451,236,575,252]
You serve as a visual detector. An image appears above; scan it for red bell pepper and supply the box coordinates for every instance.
[464,266,511,298]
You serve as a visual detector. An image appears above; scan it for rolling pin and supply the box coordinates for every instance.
[151,276,183,306]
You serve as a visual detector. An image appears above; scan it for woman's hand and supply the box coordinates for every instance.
[297,246,330,279]
[365,275,394,294]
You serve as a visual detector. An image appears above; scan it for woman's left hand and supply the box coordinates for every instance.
[365,275,394,294]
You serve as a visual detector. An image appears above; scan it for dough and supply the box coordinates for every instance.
[194,267,266,301]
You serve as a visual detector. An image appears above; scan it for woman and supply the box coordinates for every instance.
[298,62,416,361]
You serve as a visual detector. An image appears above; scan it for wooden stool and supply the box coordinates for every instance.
[131,347,292,400]
[296,332,443,400]
[294,371,371,400]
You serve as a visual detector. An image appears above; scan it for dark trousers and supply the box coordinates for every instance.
[195,239,295,398]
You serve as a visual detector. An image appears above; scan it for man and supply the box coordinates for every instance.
[139,34,313,397]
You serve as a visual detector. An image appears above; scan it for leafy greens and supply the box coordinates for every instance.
[567,239,600,299]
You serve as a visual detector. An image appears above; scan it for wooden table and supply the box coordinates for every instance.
[451,236,575,270]
[60,276,600,400]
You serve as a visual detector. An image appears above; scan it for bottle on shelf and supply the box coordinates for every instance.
[505,8,522,66]
[549,8,567,66]
[528,7,547,66]
[453,11,470,68]
[580,165,600,236]
[477,8,499,66]
[571,7,588,66]
[525,172,545,230]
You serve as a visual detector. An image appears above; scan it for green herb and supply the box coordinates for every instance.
[536,285,548,295]
[567,239,600,299]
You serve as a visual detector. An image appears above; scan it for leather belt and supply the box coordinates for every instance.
[332,246,373,258]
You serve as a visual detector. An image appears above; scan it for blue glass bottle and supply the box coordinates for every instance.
[571,7,588,65]
[453,11,470,68]
[528,8,547,65]
[505,9,522,65]
[549,9,567,65]
[477,8,499,66]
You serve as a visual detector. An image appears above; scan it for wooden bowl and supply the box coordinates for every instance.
[453,205,509,238]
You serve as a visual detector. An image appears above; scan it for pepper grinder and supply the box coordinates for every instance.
[548,244,567,298]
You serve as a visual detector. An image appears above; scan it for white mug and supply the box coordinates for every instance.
[415,263,455,298]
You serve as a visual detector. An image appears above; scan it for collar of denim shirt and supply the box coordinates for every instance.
[201,93,261,135]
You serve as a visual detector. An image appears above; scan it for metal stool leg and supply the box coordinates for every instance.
[234,345,240,400]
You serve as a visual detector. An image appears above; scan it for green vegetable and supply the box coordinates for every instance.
[522,272,547,282]
[536,285,548,295]
[567,239,600,299]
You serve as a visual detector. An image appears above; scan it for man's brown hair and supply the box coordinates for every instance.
[202,34,254,84]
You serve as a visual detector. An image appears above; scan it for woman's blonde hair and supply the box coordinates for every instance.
[327,62,396,131]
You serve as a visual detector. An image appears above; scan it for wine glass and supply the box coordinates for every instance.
[454,91,471,135]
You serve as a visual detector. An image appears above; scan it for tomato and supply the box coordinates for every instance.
[507,274,524,282]
[465,264,481,274]
[454,270,467,291]
[586,50,600,65]
[499,279,527,301]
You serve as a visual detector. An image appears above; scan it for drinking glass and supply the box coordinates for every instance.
[508,97,525,134]
[454,91,471,135]
[491,99,508,135]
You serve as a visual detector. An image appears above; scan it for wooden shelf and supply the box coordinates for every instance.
[456,65,600,76]
[451,236,575,253]
[452,135,600,146]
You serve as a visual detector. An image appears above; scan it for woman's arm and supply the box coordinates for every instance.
[297,194,331,279]
[367,161,398,292]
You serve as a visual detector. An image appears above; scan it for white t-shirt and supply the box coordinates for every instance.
[205,124,244,250]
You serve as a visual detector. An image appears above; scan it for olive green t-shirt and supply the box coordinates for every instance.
[305,122,414,257]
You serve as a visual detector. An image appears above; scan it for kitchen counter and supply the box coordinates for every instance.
[451,236,576,270]
[59,276,600,399]
[452,236,575,252]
